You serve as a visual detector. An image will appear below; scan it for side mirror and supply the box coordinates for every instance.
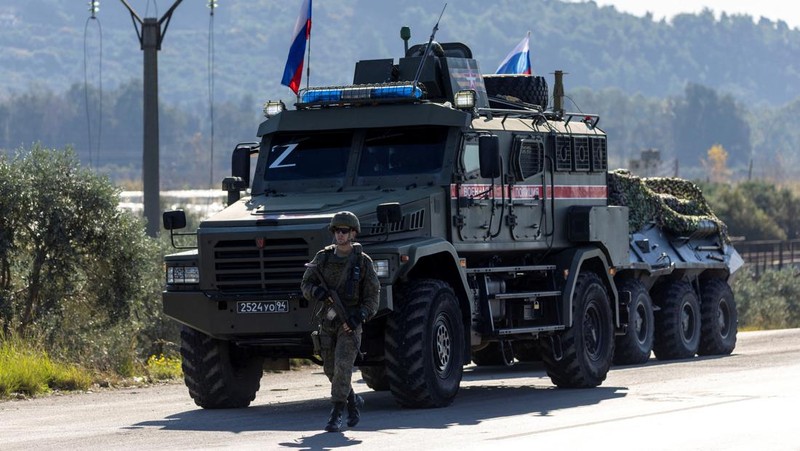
[377,202,403,224]
[163,210,187,231]
[222,176,248,205]
[479,135,501,179]
[225,142,260,205]
[231,142,258,187]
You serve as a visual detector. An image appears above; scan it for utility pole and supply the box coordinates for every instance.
[120,0,183,237]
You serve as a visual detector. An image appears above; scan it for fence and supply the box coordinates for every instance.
[119,190,226,219]
[734,239,800,276]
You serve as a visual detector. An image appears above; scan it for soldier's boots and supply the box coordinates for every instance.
[346,390,364,427]
[324,402,346,432]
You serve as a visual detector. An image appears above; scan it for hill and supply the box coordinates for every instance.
[1,0,798,107]
[1,0,799,186]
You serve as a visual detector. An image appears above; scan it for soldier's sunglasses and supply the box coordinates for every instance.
[333,227,351,234]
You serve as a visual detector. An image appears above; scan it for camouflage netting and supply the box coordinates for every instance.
[607,169,729,243]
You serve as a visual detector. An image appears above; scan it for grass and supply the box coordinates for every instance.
[0,335,92,398]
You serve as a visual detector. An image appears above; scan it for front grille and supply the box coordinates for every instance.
[209,237,309,292]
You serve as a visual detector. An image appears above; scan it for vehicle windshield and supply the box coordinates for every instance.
[357,127,448,177]
[264,131,352,181]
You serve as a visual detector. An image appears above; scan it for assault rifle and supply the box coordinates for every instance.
[305,263,364,358]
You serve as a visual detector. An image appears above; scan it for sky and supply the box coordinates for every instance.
[568,0,800,29]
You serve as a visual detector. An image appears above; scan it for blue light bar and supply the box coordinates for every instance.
[371,84,423,99]
[300,83,424,105]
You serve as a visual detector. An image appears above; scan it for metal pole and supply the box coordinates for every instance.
[553,70,564,117]
[120,0,183,237]
[142,18,161,237]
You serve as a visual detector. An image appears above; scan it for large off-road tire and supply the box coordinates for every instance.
[613,279,654,365]
[385,279,465,408]
[471,342,506,366]
[483,74,549,109]
[698,279,738,356]
[180,326,264,408]
[360,365,390,391]
[539,272,614,388]
[653,281,701,360]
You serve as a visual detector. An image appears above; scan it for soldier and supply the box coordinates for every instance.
[301,211,380,432]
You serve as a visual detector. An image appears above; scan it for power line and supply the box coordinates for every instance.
[145,0,159,20]
[83,1,103,167]
[208,0,217,189]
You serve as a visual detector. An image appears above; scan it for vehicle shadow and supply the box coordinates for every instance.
[128,365,626,439]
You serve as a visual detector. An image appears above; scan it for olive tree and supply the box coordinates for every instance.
[0,145,169,370]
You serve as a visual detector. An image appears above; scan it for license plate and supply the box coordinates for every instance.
[236,300,289,314]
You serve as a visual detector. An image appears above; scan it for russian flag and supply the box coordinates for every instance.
[496,32,532,75]
[281,0,312,94]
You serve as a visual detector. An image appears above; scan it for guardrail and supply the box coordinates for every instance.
[734,239,800,276]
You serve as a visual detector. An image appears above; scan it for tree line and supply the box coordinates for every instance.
[3,1,799,107]
[0,82,259,189]
[3,1,800,185]
[1,77,798,187]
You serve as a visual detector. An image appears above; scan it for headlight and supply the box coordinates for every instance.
[372,259,390,278]
[166,265,200,284]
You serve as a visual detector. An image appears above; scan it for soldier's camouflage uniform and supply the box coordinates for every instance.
[301,243,380,404]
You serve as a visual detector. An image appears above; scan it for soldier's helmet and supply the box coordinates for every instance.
[329,211,361,234]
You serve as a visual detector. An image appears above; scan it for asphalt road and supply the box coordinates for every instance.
[2,329,799,450]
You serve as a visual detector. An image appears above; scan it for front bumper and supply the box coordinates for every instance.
[162,285,393,341]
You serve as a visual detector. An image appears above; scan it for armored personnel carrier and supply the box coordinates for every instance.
[162,34,741,409]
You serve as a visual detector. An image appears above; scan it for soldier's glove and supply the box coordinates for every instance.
[312,286,329,303]
[346,308,368,331]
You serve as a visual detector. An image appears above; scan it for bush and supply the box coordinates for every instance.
[732,268,800,330]
[0,145,177,375]
[701,181,800,240]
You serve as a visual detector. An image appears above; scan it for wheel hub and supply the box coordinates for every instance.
[681,302,696,342]
[717,298,730,338]
[635,303,646,342]
[434,315,452,376]
[583,304,602,360]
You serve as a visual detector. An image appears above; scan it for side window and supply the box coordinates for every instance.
[551,134,604,173]
[555,135,573,172]
[510,136,544,181]
[590,136,607,171]
[573,136,590,171]
[461,139,480,175]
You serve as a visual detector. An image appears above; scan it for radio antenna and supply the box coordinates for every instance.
[412,3,447,91]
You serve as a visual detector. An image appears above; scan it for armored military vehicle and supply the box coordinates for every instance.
[162,34,741,409]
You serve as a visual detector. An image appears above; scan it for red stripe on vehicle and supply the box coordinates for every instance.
[450,184,606,199]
